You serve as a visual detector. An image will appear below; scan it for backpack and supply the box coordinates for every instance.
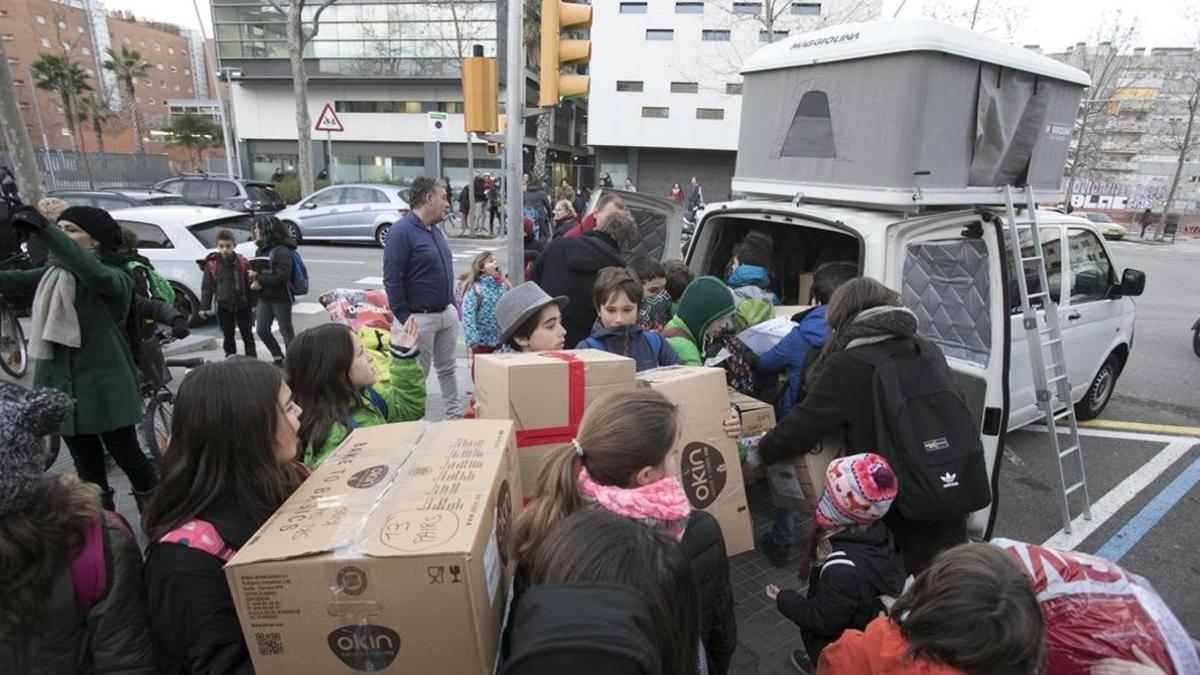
[159,519,237,562]
[126,260,176,304]
[70,512,135,613]
[732,298,773,332]
[272,246,310,296]
[703,332,762,397]
[849,338,991,521]
[204,254,250,282]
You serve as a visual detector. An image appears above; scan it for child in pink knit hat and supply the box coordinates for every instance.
[765,453,909,674]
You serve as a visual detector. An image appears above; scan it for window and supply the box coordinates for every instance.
[696,108,724,119]
[620,2,648,12]
[702,29,731,41]
[77,26,84,33]
[616,80,644,92]
[1006,227,1062,313]
[119,221,174,249]
[759,30,789,41]
[792,2,821,14]
[341,187,389,205]
[184,69,190,75]
[307,187,345,207]
[168,47,175,54]
[61,42,70,50]
[10,77,21,86]
[82,47,90,55]
[40,38,52,48]
[670,81,699,93]
[335,100,424,113]
[1068,230,1114,303]
[676,2,704,13]
[0,34,13,43]
[85,68,93,76]
[57,20,66,29]
[161,81,167,88]
[154,42,161,51]
[726,82,743,95]
[156,63,164,70]
[646,29,674,40]
[174,84,180,91]
[642,106,669,118]
[61,127,72,137]
[780,90,836,157]
[157,180,184,194]
[36,15,46,24]
[123,37,130,44]
[188,216,256,248]
[171,65,177,72]
[213,182,240,199]
[733,2,762,13]
[91,197,134,211]
[148,97,155,105]
[139,40,145,47]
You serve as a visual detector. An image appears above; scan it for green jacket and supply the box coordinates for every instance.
[0,225,141,436]
[302,352,426,469]
[663,314,702,366]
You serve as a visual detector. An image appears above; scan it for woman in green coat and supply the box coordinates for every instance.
[0,205,157,509]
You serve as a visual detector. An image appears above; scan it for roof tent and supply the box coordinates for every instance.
[733,19,1091,209]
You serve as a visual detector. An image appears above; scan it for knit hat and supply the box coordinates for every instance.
[0,383,74,515]
[497,281,569,345]
[58,206,123,249]
[814,453,898,530]
[673,276,736,343]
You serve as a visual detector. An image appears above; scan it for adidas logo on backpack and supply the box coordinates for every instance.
[940,472,959,489]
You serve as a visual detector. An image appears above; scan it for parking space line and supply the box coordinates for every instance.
[354,276,384,285]
[1094,456,1200,562]
[292,303,325,315]
[1042,438,1197,551]
[303,259,366,265]
[1079,419,1200,438]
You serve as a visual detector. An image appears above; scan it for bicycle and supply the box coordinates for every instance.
[139,332,207,460]
[0,294,27,378]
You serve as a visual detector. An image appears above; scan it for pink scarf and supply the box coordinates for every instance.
[577,466,693,540]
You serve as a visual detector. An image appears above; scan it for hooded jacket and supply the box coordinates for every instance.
[254,241,295,304]
[577,322,680,372]
[502,584,662,675]
[756,305,831,416]
[662,276,736,366]
[681,510,737,675]
[776,521,908,661]
[200,251,253,312]
[816,616,966,675]
[530,231,624,347]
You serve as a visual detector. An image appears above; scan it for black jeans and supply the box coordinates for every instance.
[257,300,295,359]
[63,425,158,495]
[217,306,257,357]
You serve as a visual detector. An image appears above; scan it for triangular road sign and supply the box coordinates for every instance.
[314,102,344,132]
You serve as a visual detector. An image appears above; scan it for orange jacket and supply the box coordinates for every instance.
[817,618,966,675]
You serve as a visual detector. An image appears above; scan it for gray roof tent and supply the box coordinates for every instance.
[734,19,1091,209]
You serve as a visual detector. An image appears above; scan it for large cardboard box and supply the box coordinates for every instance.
[798,272,815,306]
[636,367,754,555]
[475,350,636,497]
[775,305,811,319]
[729,391,776,486]
[225,420,522,675]
[766,433,846,511]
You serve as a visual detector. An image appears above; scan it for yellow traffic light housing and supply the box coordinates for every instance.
[462,54,499,133]
[539,0,592,106]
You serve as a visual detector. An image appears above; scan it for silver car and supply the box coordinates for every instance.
[275,183,411,247]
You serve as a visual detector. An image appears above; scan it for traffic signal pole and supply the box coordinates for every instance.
[504,0,524,283]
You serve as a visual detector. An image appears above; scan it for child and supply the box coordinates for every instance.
[286,317,426,469]
[512,390,737,675]
[496,281,569,352]
[249,215,296,366]
[461,251,509,373]
[143,359,308,674]
[663,258,694,303]
[726,238,779,331]
[199,229,257,359]
[578,267,679,372]
[0,383,158,674]
[662,275,737,366]
[817,543,1046,675]
[629,255,672,331]
[765,453,907,672]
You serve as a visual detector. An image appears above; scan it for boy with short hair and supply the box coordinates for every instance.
[627,255,671,331]
[199,230,257,358]
[663,258,694,303]
[577,267,680,372]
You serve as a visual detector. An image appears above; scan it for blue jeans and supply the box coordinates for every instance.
[767,507,797,547]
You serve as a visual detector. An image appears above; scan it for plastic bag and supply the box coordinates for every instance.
[318,288,393,331]
[991,538,1199,675]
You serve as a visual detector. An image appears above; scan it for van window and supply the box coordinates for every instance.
[780,90,836,158]
[119,221,174,249]
[1005,227,1061,313]
[189,216,256,248]
[1067,229,1113,303]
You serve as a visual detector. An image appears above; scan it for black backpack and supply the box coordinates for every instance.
[850,338,991,521]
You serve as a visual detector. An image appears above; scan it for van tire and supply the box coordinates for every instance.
[1075,355,1118,421]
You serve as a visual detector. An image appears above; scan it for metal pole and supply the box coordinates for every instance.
[27,66,55,189]
[325,130,331,182]
[192,0,235,177]
[504,0,524,283]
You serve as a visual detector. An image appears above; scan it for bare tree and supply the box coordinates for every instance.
[265,0,337,199]
[923,0,1031,41]
[1156,52,1200,234]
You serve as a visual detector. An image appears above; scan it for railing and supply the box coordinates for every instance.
[0,150,172,192]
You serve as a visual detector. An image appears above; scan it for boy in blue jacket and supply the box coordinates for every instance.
[578,266,680,372]
[757,261,857,566]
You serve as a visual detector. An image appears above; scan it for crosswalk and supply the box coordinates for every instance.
[349,247,501,289]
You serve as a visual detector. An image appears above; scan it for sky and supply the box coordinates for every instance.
[104,0,1196,52]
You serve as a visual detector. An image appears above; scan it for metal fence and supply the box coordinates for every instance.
[0,150,172,192]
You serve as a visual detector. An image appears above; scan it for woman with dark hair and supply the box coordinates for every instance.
[250,214,297,365]
[757,277,969,574]
[506,509,700,675]
[143,358,307,674]
[669,183,685,203]
[0,205,157,510]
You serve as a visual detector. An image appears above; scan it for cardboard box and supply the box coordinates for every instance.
[636,367,754,555]
[475,350,636,497]
[729,391,776,485]
[766,433,847,511]
[798,272,814,305]
[225,420,522,675]
[775,305,812,319]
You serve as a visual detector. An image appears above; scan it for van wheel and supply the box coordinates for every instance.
[375,224,392,248]
[1074,355,1118,421]
[283,221,302,244]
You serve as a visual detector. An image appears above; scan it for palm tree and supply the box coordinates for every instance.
[78,94,117,155]
[168,112,222,171]
[103,45,151,155]
[31,52,94,185]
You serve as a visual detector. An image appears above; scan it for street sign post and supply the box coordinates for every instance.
[428,112,449,179]
[315,103,344,181]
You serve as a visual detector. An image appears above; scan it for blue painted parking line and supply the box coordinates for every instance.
[1094,456,1200,563]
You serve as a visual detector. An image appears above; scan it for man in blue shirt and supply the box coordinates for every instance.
[383,176,462,418]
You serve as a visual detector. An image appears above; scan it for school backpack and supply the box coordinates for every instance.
[272,246,310,296]
[126,260,176,304]
[203,253,250,282]
[849,338,991,521]
[70,512,135,613]
[159,519,237,562]
[732,298,774,332]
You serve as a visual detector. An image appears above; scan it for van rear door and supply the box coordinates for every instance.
[590,188,683,262]
[884,214,1011,539]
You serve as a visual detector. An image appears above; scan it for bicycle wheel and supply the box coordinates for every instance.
[0,302,28,378]
[141,390,174,461]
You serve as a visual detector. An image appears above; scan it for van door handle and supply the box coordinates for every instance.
[1067,311,1081,320]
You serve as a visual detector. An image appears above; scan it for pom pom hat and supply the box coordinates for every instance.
[814,453,897,530]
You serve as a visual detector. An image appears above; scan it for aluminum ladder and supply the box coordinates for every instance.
[1001,185,1092,534]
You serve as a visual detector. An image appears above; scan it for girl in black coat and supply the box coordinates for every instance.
[757,278,969,575]
[250,216,296,365]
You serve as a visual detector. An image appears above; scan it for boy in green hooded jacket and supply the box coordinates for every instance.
[662,276,738,366]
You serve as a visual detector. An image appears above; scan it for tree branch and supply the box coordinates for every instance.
[306,0,339,45]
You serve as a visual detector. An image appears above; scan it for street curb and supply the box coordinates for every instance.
[162,335,217,357]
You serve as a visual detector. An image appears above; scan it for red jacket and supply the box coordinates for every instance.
[562,212,597,238]
[817,618,965,675]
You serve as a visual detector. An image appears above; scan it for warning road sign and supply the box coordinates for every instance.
[315,103,344,132]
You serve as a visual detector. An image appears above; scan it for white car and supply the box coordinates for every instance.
[109,206,259,324]
[275,183,411,247]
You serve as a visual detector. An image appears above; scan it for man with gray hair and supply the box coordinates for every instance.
[531,209,639,347]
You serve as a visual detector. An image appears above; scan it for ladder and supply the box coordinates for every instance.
[1001,185,1092,534]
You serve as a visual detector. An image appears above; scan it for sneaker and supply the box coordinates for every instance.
[759,533,791,568]
[790,649,813,674]
[272,356,285,368]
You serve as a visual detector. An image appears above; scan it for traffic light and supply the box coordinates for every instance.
[462,49,499,133]
[538,0,592,106]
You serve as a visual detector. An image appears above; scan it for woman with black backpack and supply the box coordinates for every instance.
[250,215,296,366]
[756,277,976,575]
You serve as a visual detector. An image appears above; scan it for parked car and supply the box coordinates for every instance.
[274,183,411,247]
[49,188,189,210]
[108,206,258,325]
[1076,212,1128,240]
[153,173,285,214]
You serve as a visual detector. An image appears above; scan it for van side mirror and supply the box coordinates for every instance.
[1115,268,1146,297]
